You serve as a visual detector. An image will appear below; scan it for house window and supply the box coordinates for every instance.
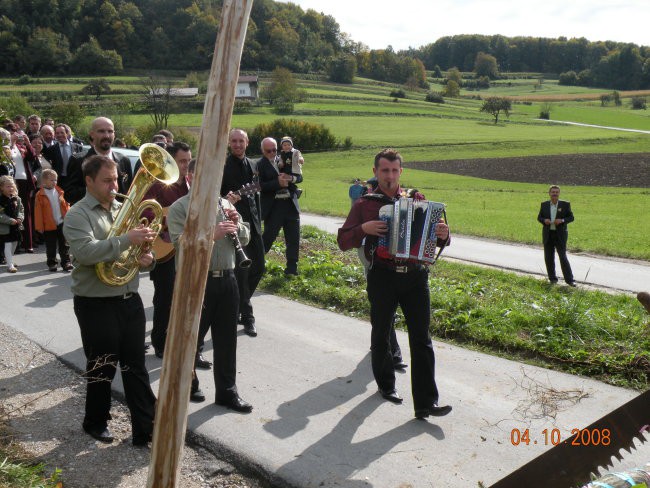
[239,89,246,95]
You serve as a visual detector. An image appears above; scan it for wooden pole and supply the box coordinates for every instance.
[146,2,253,486]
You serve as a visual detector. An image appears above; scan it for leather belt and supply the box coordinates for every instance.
[274,193,291,200]
[373,262,427,273]
[210,269,234,278]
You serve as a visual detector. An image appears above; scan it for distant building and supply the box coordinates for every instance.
[236,75,258,100]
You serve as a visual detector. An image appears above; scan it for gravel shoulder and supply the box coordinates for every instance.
[0,322,265,488]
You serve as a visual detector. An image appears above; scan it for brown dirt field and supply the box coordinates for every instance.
[405,153,650,187]
[508,89,650,102]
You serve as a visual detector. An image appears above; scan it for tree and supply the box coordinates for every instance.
[72,36,123,75]
[261,67,303,114]
[140,76,174,130]
[81,79,111,100]
[442,80,460,98]
[328,54,356,83]
[474,52,498,79]
[446,67,462,85]
[480,97,511,124]
[47,102,84,130]
[432,65,443,78]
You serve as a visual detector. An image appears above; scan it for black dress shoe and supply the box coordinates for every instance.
[566,281,577,287]
[379,388,403,404]
[415,403,452,419]
[154,349,164,359]
[195,353,212,370]
[84,426,114,443]
[132,433,152,447]
[216,395,253,413]
[393,359,408,370]
[190,388,206,403]
[243,322,257,337]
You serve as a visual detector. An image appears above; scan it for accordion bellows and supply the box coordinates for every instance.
[377,198,446,263]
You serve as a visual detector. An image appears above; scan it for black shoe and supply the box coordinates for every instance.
[216,395,253,413]
[566,281,577,287]
[415,403,452,419]
[393,359,408,371]
[378,388,403,404]
[195,353,212,370]
[284,268,298,276]
[154,349,164,359]
[0,257,5,265]
[84,426,114,443]
[132,433,152,447]
[190,388,206,403]
[62,263,73,272]
[243,322,257,337]
[48,265,58,272]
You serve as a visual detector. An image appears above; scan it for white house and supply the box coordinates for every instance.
[236,75,258,99]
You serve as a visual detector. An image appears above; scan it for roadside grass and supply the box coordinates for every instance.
[260,227,650,391]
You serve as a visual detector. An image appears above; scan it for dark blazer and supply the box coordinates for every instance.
[257,155,301,221]
[220,154,262,235]
[121,158,142,193]
[42,141,83,178]
[537,199,574,244]
[64,147,131,205]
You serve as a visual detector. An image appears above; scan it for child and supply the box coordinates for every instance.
[277,136,304,198]
[0,175,24,273]
[34,169,72,272]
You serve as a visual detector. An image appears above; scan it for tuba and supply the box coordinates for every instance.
[96,143,179,286]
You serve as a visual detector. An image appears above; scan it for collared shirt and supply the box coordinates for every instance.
[167,194,250,272]
[44,187,63,224]
[550,201,558,230]
[63,192,141,297]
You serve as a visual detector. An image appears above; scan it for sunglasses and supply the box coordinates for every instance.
[264,148,277,154]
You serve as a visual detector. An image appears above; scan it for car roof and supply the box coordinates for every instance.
[81,145,140,165]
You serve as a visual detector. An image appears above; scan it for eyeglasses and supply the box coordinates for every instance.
[264,148,277,154]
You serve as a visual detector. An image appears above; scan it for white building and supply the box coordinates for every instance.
[236,75,258,99]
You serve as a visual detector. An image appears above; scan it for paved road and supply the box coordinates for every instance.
[2,245,649,487]
[301,213,650,294]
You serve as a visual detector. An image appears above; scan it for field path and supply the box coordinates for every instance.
[541,119,650,134]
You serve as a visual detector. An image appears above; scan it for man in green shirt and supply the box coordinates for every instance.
[63,154,158,445]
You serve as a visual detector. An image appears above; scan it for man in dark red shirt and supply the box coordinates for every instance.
[337,148,452,420]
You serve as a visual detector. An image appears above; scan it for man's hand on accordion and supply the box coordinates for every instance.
[361,220,388,236]
[435,219,449,240]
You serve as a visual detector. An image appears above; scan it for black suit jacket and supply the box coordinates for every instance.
[537,199,574,244]
[220,154,262,235]
[257,155,300,220]
[42,141,83,178]
[65,147,131,205]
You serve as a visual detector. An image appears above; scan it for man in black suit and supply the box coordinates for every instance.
[258,137,302,276]
[221,128,265,337]
[42,123,83,193]
[64,117,131,205]
[537,185,576,286]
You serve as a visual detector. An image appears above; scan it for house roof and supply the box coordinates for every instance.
[238,75,258,83]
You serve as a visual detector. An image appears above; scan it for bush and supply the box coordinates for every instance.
[0,95,34,119]
[45,101,84,130]
[17,75,32,85]
[247,119,341,154]
[233,99,254,114]
[558,71,578,86]
[631,97,647,110]
[425,92,445,103]
[389,89,406,98]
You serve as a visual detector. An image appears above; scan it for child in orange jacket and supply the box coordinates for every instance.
[34,169,72,271]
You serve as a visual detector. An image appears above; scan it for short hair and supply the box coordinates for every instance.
[54,123,67,132]
[42,168,58,180]
[374,148,402,168]
[151,134,167,143]
[40,125,54,134]
[260,137,277,151]
[28,114,41,123]
[229,128,248,141]
[167,141,190,158]
[28,134,43,143]
[82,155,117,180]
[549,185,560,192]
[158,129,173,140]
[0,175,16,188]
[13,115,25,123]
[188,158,196,174]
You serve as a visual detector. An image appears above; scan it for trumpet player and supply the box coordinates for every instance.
[63,155,157,446]
[167,160,254,413]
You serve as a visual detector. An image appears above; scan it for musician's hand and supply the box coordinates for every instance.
[127,225,157,246]
[362,220,388,236]
[544,218,552,225]
[138,252,154,267]
[225,208,239,225]
[435,220,449,240]
[213,221,237,240]
[278,173,292,187]
[554,218,564,226]
[226,191,241,205]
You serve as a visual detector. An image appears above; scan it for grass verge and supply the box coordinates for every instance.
[260,226,650,391]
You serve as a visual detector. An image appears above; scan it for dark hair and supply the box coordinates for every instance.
[28,134,43,143]
[82,155,117,180]
[158,129,173,140]
[167,141,190,158]
[374,148,402,168]
[188,158,196,174]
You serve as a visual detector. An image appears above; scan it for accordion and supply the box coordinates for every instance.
[376,198,446,264]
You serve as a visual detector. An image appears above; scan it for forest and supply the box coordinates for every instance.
[1,0,649,90]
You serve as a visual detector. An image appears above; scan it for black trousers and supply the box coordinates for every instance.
[43,224,70,267]
[236,228,265,322]
[366,266,439,410]
[73,293,156,438]
[149,258,176,352]
[263,200,300,272]
[544,231,574,283]
[196,271,240,401]
[15,179,33,250]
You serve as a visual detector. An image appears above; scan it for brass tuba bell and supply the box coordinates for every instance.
[96,143,180,286]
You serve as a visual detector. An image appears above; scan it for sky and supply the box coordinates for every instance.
[280,0,650,51]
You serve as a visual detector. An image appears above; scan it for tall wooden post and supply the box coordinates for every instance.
[146,2,253,486]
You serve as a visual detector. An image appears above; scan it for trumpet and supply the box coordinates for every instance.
[217,198,251,268]
[96,143,179,286]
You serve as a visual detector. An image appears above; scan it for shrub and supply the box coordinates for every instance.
[233,99,253,114]
[389,89,406,98]
[46,102,84,130]
[17,75,32,85]
[0,95,34,119]
[631,97,647,110]
[425,92,445,103]
[558,71,578,86]
[247,119,340,154]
